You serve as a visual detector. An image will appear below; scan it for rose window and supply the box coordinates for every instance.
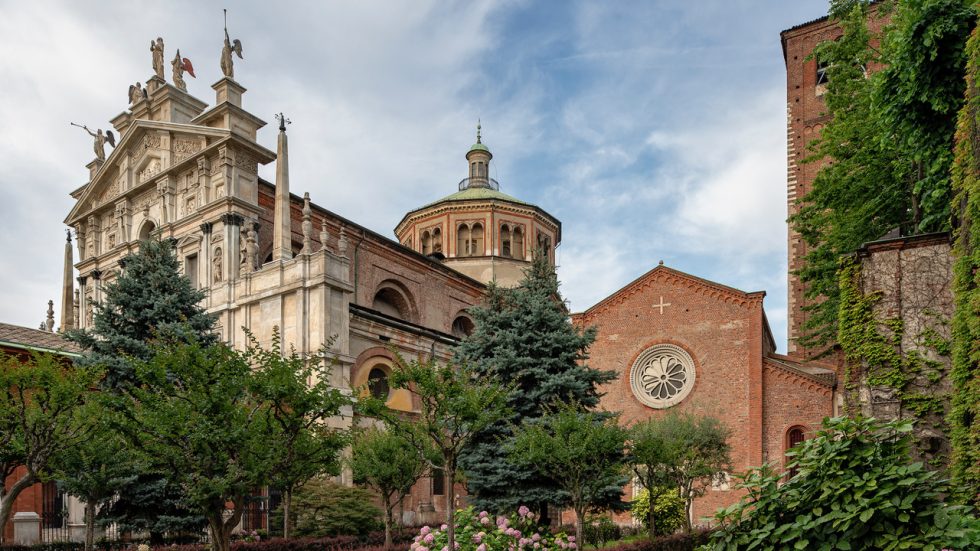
[629,344,696,409]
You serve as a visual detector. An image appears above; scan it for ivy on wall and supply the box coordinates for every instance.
[949,14,980,508]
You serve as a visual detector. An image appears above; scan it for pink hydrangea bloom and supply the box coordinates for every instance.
[420,526,431,536]
[518,505,531,518]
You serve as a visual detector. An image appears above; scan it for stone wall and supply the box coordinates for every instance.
[851,233,954,465]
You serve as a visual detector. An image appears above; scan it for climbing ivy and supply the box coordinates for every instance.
[949,14,980,508]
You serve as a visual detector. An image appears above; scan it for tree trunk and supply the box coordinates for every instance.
[445,465,456,551]
[683,484,693,533]
[0,472,36,543]
[574,506,585,549]
[282,489,292,540]
[647,496,656,540]
[206,512,225,551]
[383,495,393,550]
[84,500,97,551]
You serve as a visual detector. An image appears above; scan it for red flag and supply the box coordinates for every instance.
[183,58,196,78]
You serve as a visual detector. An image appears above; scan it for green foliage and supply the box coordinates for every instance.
[630,488,685,538]
[507,404,628,546]
[627,412,731,533]
[67,238,215,389]
[359,355,510,551]
[0,352,101,536]
[791,1,976,350]
[950,12,980,507]
[457,254,615,514]
[289,479,382,538]
[709,416,980,550]
[244,328,349,538]
[349,426,432,548]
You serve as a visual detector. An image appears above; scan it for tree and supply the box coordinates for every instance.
[349,426,432,549]
[949,12,980,507]
[791,0,976,350]
[629,487,685,538]
[66,238,216,539]
[361,356,510,551]
[626,412,731,532]
[67,238,216,388]
[51,403,131,551]
[709,417,980,550]
[287,479,382,538]
[457,254,615,515]
[0,352,100,543]
[246,329,349,539]
[123,340,278,551]
[507,405,629,547]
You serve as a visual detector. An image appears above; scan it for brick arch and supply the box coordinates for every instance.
[784,425,809,476]
[372,279,419,323]
[352,347,412,412]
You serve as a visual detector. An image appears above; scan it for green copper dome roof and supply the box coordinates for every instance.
[416,186,532,211]
[468,142,490,153]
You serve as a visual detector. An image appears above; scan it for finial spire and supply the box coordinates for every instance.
[476,119,482,144]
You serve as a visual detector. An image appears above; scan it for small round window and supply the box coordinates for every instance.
[368,367,390,400]
[629,344,696,409]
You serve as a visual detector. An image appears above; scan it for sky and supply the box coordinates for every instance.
[0,0,829,351]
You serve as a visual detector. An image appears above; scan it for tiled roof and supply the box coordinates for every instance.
[764,354,836,387]
[0,322,82,356]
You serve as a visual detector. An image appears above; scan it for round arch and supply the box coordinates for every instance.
[371,279,418,323]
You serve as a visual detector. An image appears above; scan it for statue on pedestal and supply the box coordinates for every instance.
[150,37,165,80]
[71,123,116,162]
[171,49,196,91]
[220,10,243,79]
[128,81,146,104]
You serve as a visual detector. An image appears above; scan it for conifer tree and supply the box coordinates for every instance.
[66,238,215,539]
[457,254,616,515]
[68,238,216,388]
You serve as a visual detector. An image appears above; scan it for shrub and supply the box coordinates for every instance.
[410,506,572,551]
[630,488,685,537]
[594,529,712,551]
[710,416,980,550]
[288,479,382,538]
[583,516,621,548]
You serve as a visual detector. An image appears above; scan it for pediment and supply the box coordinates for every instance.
[64,120,235,225]
[577,264,765,323]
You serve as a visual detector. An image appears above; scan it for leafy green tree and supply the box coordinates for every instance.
[349,426,432,549]
[629,487,685,538]
[710,416,980,550]
[287,479,382,538]
[67,238,216,539]
[361,356,510,551]
[51,403,131,551]
[123,340,278,551]
[508,404,629,547]
[246,329,349,539]
[67,238,216,388]
[0,352,101,543]
[457,254,615,515]
[792,0,976,350]
[950,13,980,507]
[626,412,731,532]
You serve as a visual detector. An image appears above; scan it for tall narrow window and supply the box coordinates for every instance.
[816,60,830,86]
[786,427,806,479]
[471,223,484,256]
[513,227,524,260]
[501,224,511,257]
[186,254,199,289]
[421,231,431,256]
[432,468,445,496]
[432,228,442,253]
[457,225,471,257]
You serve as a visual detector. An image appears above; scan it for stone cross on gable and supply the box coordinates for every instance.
[653,296,671,315]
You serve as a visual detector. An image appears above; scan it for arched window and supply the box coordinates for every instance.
[786,427,806,479]
[368,367,390,400]
[512,227,524,260]
[421,231,431,256]
[471,223,484,256]
[432,228,442,254]
[373,288,406,319]
[457,224,471,257]
[452,315,475,338]
[500,224,511,258]
[138,221,156,241]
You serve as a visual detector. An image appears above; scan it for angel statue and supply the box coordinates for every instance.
[171,49,196,91]
[127,81,146,104]
[150,37,165,79]
[220,10,243,79]
[72,123,116,162]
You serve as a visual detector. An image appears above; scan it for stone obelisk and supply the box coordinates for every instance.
[272,114,292,261]
[60,230,75,331]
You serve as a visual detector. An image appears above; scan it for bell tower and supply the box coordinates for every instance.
[465,121,492,185]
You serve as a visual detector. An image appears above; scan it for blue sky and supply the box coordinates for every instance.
[0,1,829,350]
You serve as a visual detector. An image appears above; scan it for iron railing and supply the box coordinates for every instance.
[457,176,499,191]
